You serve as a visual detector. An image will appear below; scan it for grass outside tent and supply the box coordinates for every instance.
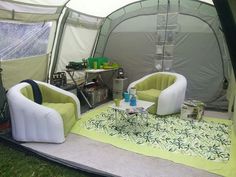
[0,141,96,177]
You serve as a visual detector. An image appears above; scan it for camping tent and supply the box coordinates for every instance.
[1,0,236,176]
[0,0,234,110]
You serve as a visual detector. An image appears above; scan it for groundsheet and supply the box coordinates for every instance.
[71,103,236,177]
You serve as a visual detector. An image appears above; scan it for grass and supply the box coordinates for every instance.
[0,141,97,177]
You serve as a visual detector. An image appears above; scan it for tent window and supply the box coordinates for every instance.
[0,21,51,61]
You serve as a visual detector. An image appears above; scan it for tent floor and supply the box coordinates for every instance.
[0,108,229,177]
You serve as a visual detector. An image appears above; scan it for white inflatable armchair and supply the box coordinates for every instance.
[7,80,80,143]
[128,72,187,115]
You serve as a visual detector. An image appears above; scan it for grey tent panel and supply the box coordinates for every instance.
[94,0,231,108]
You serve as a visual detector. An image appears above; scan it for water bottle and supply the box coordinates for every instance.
[130,95,137,106]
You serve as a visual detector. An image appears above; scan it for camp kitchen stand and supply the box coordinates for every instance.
[67,68,118,108]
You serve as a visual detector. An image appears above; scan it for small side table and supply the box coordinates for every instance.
[85,68,118,86]
[109,99,154,125]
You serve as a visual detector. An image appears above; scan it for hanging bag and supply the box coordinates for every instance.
[0,68,10,133]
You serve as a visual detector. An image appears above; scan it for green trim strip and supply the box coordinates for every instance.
[0,11,61,22]
[1,54,48,89]
[0,9,12,19]
[66,18,100,29]
[14,12,60,22]
[71,103,236,177]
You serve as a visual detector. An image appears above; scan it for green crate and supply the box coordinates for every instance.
[87,58,96,69]
[87,57,109,69]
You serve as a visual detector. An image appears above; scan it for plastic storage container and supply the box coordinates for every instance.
[181,100,205,121]
[113,90,123,99]
[112,78,128,99]
[84,87,108,106]
[87,57,109,69]
[113,78,128,91]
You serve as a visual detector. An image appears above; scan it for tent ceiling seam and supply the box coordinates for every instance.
[159,0,172,67]
[66,7,105,19]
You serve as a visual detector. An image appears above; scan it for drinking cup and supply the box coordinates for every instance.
[124,92,130,102]
[114,99,121,107]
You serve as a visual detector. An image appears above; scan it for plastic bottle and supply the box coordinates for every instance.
[93,61,97,69]
[130,95,137,106]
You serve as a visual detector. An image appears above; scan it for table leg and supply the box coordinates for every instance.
[143,111,148,126]
[78,89,93,108]
[66,70,93,108]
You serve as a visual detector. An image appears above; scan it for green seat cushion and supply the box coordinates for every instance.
[137,89,161,114]
[21,85,34,101]
[134,74,176,91]
[43,102,76,136]
[134,73,176,114]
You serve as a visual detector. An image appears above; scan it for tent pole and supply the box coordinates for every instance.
[48,0,71,82]
[49,8,70,81]
[213,0,236,77]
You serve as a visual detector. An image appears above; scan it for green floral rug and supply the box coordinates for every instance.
[71,104,236,177]
[84,108,231,162]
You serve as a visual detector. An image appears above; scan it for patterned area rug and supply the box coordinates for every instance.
[82,108,231,162]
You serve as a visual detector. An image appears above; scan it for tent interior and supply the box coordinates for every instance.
[0,0,236,177]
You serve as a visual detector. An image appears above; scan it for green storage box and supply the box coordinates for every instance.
[87,57,109,69]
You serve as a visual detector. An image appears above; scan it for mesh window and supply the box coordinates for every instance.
[0,21,51,60]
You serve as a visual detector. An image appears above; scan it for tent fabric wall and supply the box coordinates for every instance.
[54,10,100,75]
[103,15,224,102]
[0,0,62,87]
[93,0,231,108]
[0,0,231,109]
[0,0,64,22]
[9,0,67,6]
[94,1,221,57]
[55,24,98,73]
[229,0,236,20]
[66,0,140,18]
[1,54,48,89]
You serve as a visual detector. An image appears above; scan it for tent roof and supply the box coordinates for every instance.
[66,0,214,17]
[66,0,139,17]
[8,0,213,17]
[10,0,67,6]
